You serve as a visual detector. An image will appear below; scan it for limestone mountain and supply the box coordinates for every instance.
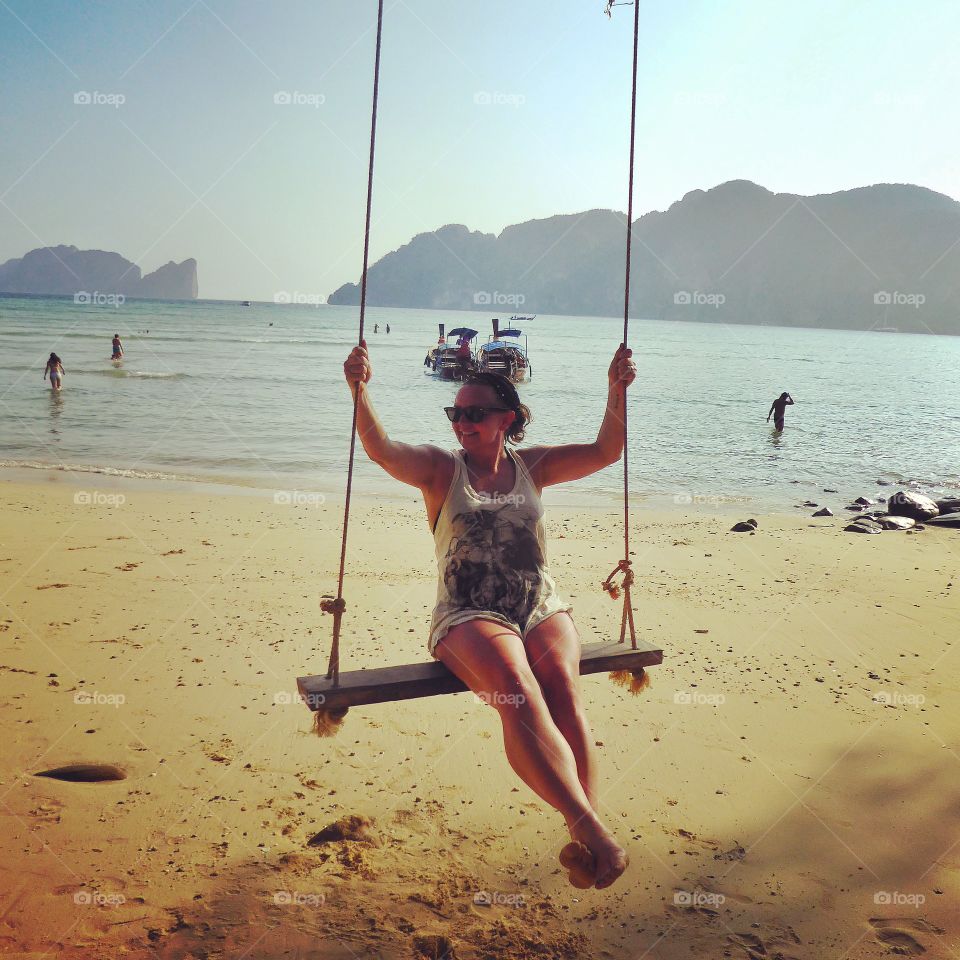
[329,181,960,334]
[0,246,198,300]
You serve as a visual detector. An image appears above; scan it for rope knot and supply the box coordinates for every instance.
[320,596,346,615]
[601,558,633,600]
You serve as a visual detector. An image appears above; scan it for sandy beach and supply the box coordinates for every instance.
[1,473,958,959]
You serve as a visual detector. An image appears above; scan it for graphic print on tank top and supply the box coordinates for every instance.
[442,508,546,627]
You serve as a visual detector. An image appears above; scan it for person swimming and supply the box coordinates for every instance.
[766,392,794,431]
[44,353,64,391]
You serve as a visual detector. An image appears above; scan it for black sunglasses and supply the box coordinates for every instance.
[444,405,509,424]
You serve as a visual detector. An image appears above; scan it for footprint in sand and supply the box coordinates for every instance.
[29,798,64,823]
[412,934,456,959]
[36,583,70,590]
[307,814,379,847]
[869,917,944,955]
[34,763,127,783]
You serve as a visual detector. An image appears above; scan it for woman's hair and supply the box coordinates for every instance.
[49,352,61,363]
[467,372,531,444]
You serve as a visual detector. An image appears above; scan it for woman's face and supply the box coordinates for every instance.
[451,384,515,450]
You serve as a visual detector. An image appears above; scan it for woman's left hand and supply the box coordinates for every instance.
[608,343,636,388]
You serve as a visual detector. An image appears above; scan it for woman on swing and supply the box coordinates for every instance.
[344,339,636,890]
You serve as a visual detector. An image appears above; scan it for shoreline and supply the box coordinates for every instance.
[3,460,953,519]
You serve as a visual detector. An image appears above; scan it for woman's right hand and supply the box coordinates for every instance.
[344,339,372,387]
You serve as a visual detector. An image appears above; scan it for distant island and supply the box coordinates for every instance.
[0,246,198,300]
[329,180,960,335]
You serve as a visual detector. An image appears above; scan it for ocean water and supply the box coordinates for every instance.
[1,294,958,510]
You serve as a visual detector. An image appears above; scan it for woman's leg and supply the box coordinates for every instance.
[436,618,594,822]
[435,617,628,888]
[523,612,598,810]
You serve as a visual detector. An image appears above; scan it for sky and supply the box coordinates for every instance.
[1,0,959,301]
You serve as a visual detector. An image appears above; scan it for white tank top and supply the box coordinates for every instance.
[428,447,567,651]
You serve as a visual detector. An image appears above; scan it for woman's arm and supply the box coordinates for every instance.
[521,344,636,488]
[344,341,443,489]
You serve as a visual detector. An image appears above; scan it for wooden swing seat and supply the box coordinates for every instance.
[297,638,663,711]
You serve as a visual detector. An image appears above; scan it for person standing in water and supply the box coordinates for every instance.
[766,392,794,431]
[44,353,64,391]
[374,323,379,333]
[385,323,390,334]
[111,334,124,360]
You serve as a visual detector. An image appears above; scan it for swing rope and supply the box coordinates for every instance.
[323,0,643,694]
[321,0,385,688]
[602,0,640,652]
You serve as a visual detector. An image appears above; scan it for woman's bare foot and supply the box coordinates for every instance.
[565,818,629,889]
[559,841,596,888]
